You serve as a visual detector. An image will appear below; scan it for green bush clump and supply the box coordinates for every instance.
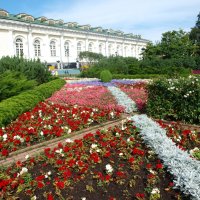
[0,56,52,84]
[0,78,65,126]
[147,76,200,124]
[100,70,112,82]
[0,70,38,101]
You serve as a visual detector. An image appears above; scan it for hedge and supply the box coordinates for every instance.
[112,74,166,79]
[0,78,65,126]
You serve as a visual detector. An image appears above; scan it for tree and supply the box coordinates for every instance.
[79,51,104,65]
[189,12,200,57]
[142,30,196,59]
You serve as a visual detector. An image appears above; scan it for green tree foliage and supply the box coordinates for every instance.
[0,71,37,101]
[190,12,200,61]
[0,56,52,84]
[142,30,196,60]
[79,51,104,65]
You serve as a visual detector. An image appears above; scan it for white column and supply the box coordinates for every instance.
[72,37,77,62]
[27,28,33,59]
[8,30,14,56]
[43,34,50,63]
[60,34,64,68]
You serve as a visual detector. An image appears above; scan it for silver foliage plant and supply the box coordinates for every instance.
[131,114,200,200]
[107,86,138,113]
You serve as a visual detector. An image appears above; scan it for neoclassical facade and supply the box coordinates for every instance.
[0,9,149,67]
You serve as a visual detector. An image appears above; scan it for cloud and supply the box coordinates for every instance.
[42,0,200,42]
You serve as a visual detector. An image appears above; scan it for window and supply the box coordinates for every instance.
[34,40,41,57]
[88,43,93,52]
[64,42,69,57]
[50,41,56,57]
[16,38,23,56]
[77,42,82,57]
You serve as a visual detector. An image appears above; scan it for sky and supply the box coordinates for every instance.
[0,0,199,43]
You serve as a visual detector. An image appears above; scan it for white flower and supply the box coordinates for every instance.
[47,171,52,176]
[32,196,37,200]
[151,188,160,194]
[105,164,113,173]
[20,167,28,175]
[110,112,114,118]
[81,198,86,200]
[115,132,120,136]
[45,174,48,178]
[39,131,44,136]
[91,144,97,149]
[55,149,63,154]
[190,147,199,156]
[149,169,157,175]
[119,153,123,156]
[65,138,73,143]
[68,129,72,134]
[2,134,7,141]
[25,155,29,160]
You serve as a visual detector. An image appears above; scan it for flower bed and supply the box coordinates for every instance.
[132,115,200,199]
[0,102,121,158]
[116,82,148,112]
[156,120,200,160]
[0,123,189,200]
[47,83,124,112]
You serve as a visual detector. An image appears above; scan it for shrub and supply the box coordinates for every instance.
[0,56,52,84]
[0,70,37,101]
[100,70,112,82]
[147,76,200,124]
[0,78,65,126]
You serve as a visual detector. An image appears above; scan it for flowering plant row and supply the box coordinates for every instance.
[116,82,148,112]
[47,83,124,112]
[0,102,120,158]
[0,122,188,200]
[156,120,200,160]
[107,86,138,113]
[131,114,200,199]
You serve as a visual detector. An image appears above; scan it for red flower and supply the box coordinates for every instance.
[36,175,45,181]
[156,163,163,169]
[56,181,65,189]
[1,149,9,157]
[135,193,145,199]
[128,157,134,163]
[47,193,54,200]
[146,163,152,169]
[37,181,44,189]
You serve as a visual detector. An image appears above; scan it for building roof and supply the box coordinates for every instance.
[0,9,150,42]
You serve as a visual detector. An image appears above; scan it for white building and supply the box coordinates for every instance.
[0,9,149,68]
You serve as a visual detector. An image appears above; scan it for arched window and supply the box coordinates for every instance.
[99,44,103,54]
[34,40,41,57]
[64,41,69,57]
[88,43,93,52]
[108,44,112,56]
[15,38,23,56]
[77,42,82,57]
[50,41,56,57]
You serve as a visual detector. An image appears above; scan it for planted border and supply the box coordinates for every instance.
[131,114,200,200]
[0,78,65,126]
